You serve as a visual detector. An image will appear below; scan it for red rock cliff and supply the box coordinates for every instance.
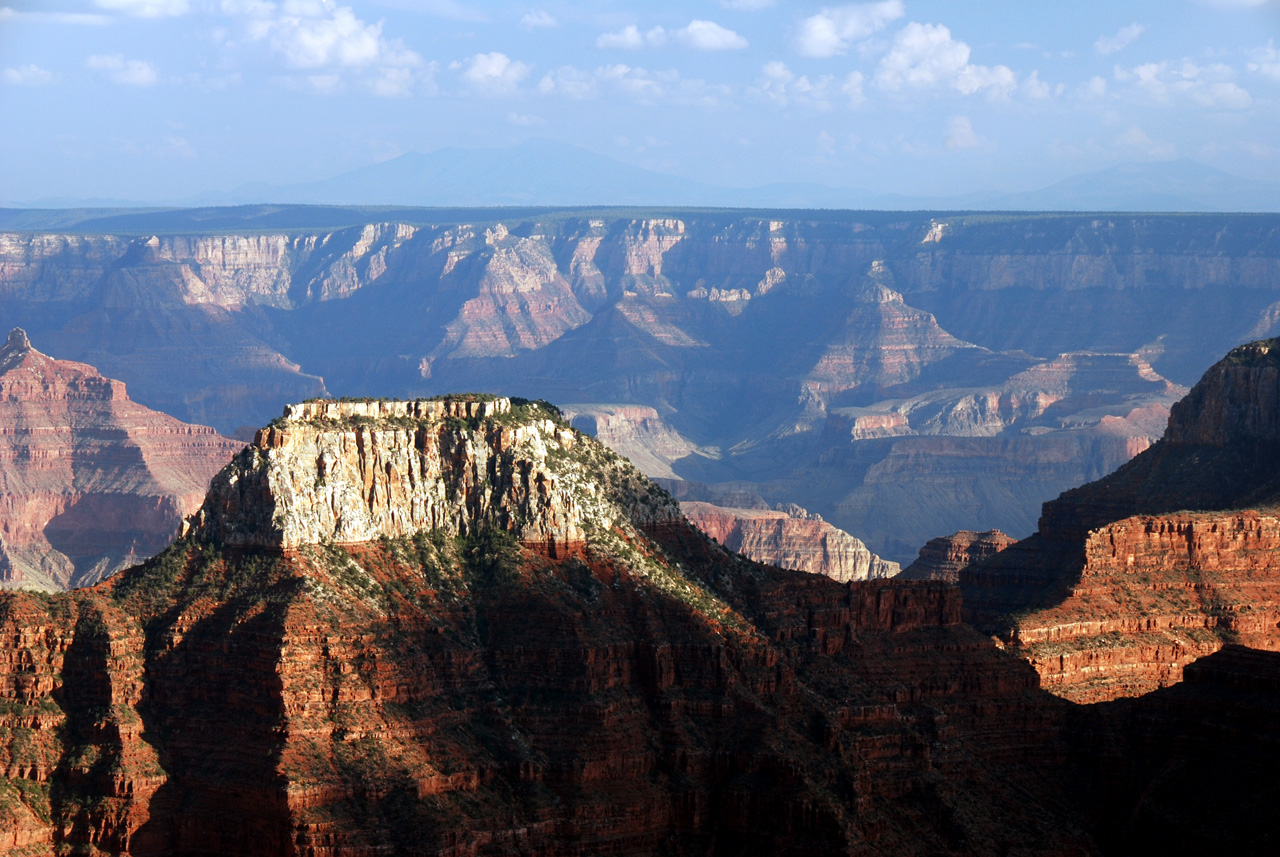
[0,329,242,589]
[959,339,1280,702]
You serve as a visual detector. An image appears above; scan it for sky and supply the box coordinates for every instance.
[3,0,1280,203]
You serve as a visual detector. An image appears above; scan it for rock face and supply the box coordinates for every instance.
[0,329,242,589]
[190,397,598,555]
[681,500,899,582]
[899,529,1015,582]
[0,394,1104,857]
[6,211,1273,563]
[958,339,1280,702]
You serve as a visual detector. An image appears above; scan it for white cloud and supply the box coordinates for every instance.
[1115,60,1253,109]
[595,21,745,52]
[1248,41,1280,81]
[1095,23,1145,56]
[794,1,904,58]
[875,22,1016,97]
[0,7,111,24]
[753,60,863,108]
[232,0,424,95]
[596,25,666,50]
[257,6,383,68]
[460,51,530,94]
[1021,70,1051,99]
[944,115,980,149]
[86,54,158,86]
[521,10,556,30]
[1,64,55,86]
[94,0,188,17]
[843,70,865,104]
[676,20,747,50]
[538,64,729,106]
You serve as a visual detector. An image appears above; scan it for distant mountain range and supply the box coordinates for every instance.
[9,138,1280,212]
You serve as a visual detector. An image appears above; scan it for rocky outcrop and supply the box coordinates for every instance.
[681,500,899,582]
[0,329,242,589]
[958,339,1280,702]
[899,529,1015,581]
[188,396,642,556]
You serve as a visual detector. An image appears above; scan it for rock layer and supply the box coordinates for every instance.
[958,339,1280,702]
[2,212,1265,562]
[681,500,899,582]
[0,329,242,589]
[899,529,1014,582]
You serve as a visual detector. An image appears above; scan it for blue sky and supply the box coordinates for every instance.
[3,0,1280,202]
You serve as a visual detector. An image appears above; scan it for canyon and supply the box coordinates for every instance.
[6,208,1275,562]
[954,339,1280,702]
[2,393,1280,855]
[0,327,241,590]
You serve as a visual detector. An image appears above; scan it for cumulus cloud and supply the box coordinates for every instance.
[795,1,904,58]
[676,20,747,50]
[1095,23,1145,56]
[459,51,530,94]
[596,20,746,51]
[538,64,729,106]
[944,115,980,149]
[521,10,556,30]
[229,0,425,95]
[1114,60,1253,109]
[94,0,188,16]
[875,22,1016,96]
[753,61,864,108]
[596,25,666,49]
[1249,41,1280,81]
[86,54,158,85]
[1,64,55,85]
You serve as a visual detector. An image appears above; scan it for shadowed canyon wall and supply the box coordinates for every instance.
[954,339,1280,702]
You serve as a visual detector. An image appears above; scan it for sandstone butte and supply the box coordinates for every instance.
[4,393,1280,855]
[0,328,242,590]
[943,338,1280,704]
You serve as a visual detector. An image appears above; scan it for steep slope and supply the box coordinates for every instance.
[0,328,242,589]
[959,339,1280,702]
[0,394,1100,857]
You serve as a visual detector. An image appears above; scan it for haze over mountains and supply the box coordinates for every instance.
[10,140,1280,213]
